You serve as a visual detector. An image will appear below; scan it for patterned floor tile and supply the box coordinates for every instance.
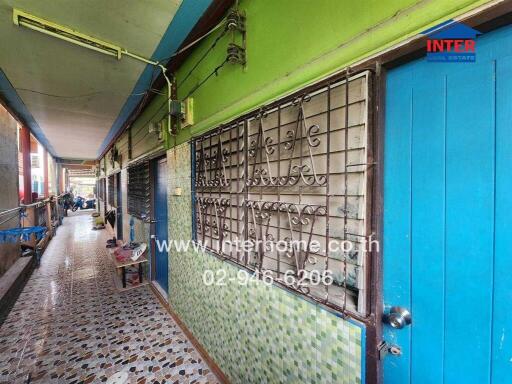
[0,211,219,384]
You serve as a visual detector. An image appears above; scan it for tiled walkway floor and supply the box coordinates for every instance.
[0,211,219,384]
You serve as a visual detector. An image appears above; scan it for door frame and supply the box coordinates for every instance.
[115,171,123,240]
[326,4,512,382]
[370,7,512,384]
[149,161,156,282]
[149,155,169,295]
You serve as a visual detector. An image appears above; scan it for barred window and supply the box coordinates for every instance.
[97,178,106,201]
[127,161,150,219]
[193,71,373,315]
[108,174,115,207]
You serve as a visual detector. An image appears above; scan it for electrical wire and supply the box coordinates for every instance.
[129,56,229,136]
[131,129,152,148]
[122,65,162,133]
[131,55,229,135]
[158,16,228,64]
[10,13,230,147]
[129,95,169,133]
[178,28,228,88]
[6,61,164,101]
[9,87,166,98]
[13,89,103,98]
[82,12,231,150]
[128,14,230,130]
[182,58,229,100]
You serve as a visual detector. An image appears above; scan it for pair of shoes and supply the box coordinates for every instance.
[106,238,117,248]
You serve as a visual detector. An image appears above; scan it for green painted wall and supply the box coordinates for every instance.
[101,0,492,153]
[168,0,490,144]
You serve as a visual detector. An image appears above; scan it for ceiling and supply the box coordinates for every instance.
[0,0,209,160]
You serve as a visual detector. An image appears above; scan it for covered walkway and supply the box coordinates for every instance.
[1,1,512,383]
[0,211,218,384]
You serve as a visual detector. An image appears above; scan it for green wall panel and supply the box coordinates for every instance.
[102,0,490,157]
[171,0,489,142]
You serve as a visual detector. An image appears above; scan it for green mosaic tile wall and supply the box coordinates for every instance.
[166,143,364,384]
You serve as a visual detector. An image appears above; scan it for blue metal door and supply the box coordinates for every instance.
[383,26,512,383]
[153,157,169,293]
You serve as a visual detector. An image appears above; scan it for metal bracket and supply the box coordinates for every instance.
[227,43,246,65]
[226,9,246,32]
[378,341,402,360]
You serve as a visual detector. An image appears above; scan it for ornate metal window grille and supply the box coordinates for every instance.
[127,161,150,219]
[193,71,372,315]
[107,174,115,207]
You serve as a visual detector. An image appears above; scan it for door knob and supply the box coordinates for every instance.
[141,214,157,224]
[384,306,412,329]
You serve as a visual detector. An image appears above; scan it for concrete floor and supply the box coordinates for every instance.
[0,211,218,384]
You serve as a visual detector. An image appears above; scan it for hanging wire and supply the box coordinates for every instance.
[129,55,229,133]
[178,28,228,88]
[122,65,163,132]
[182,58,229,100]
[131,129,152,148]
[157,16,228,64]
[99,8,232,141]
[9,87,166,99]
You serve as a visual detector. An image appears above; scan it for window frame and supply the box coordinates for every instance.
[97,177,106,201]
[127,161,150,219]
[191,70,375,318]
[107,173,116,207]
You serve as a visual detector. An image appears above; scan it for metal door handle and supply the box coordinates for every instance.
[141,214,157,224]
[384,306,412,329]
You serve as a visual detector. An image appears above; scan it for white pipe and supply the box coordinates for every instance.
[122,50,158,66]
[122,50,173,135]
[158,63,172,136]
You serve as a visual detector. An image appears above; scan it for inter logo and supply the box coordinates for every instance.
[422,20,481,62]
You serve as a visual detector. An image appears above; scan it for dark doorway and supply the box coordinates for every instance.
[152,157,169,294]
[116,172,123,240]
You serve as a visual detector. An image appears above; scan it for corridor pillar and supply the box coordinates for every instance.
[20,125,31,205]
[43,147,48,198]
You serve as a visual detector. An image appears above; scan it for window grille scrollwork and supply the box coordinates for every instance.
[193,71,372,315]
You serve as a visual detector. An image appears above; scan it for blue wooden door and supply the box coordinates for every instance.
[383,26,512,383]
[154,157,169,293]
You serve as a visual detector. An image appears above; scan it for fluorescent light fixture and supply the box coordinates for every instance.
[12,8,174,136]
[13,8,122,59]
